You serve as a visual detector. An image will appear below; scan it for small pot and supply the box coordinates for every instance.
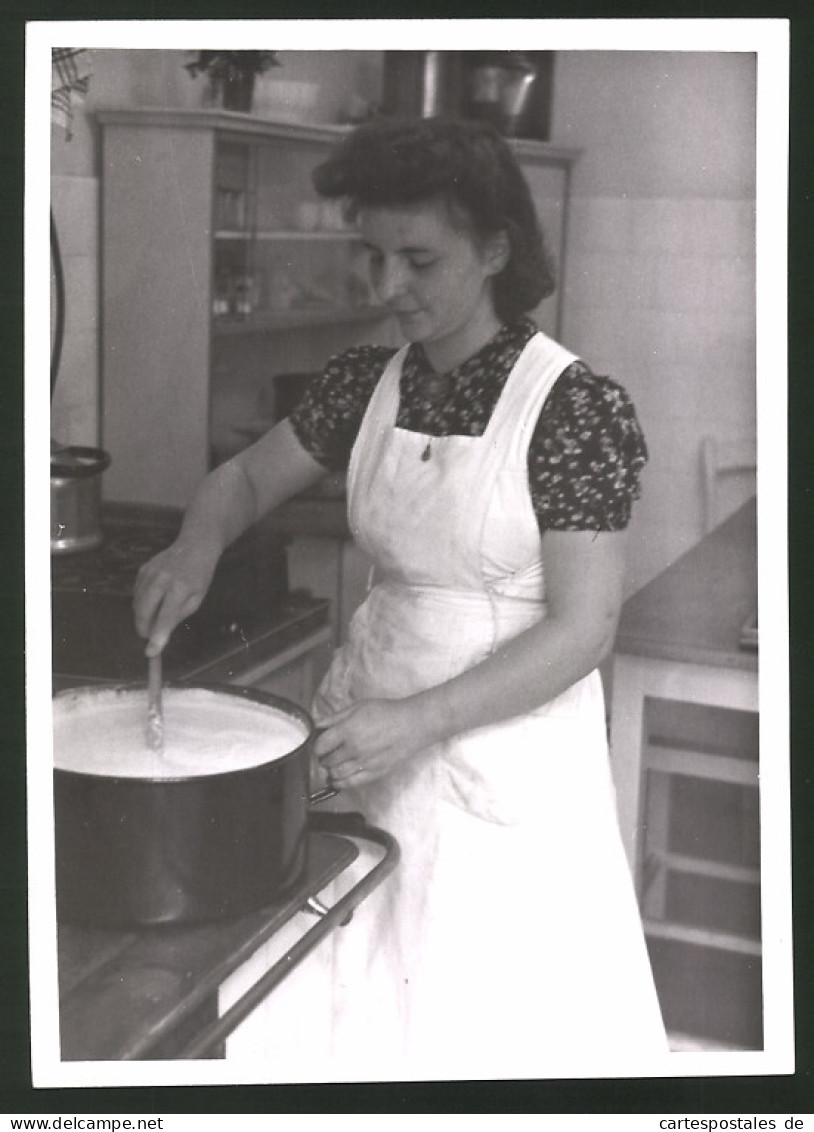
[50,446,111,554]
[53,683,332,927]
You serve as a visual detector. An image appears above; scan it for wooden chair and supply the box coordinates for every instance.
[701,436,757,534]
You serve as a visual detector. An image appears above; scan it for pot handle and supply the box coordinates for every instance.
[308,725,341,805]
[309,785,339,805]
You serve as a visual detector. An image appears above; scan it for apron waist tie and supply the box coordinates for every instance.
[374,575,545,619]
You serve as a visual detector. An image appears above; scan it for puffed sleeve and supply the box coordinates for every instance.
[288,345,396,472]
[528,362,648,532]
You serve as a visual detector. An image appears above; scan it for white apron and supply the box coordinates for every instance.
[304,331,668,1080]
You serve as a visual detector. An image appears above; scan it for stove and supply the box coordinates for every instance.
[52,504,330,685]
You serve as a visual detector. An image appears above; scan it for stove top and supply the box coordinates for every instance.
[52,505,329,684]
[52,526,183,596]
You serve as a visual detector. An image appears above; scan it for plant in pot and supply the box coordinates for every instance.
[185,50,281,112]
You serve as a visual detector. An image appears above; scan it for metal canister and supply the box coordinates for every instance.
[50,446,111,554]
[381,51,458,119]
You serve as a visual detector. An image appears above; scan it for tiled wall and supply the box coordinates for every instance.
[562,194,756,596]
[553,51,757,595]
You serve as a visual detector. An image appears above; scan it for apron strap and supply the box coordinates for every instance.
[346,345,408,505]
[481,331,579,466]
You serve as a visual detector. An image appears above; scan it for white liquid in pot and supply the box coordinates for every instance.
[53,687,308,779]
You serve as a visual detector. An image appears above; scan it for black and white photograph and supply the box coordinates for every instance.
[24,18,791,1092]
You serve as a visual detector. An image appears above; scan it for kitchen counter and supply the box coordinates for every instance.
[58,815,399,1061]
[614,498,757,672]
[609,499,763,1049]
[609,499,759,874]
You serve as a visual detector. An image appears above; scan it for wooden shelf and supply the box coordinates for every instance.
[510,136,582,167]
[97,108,580,166]
[645,743,759,787]
[215,229,360,242]
[96,108,354,146]
[645,849,760,888]
[213,303,388,334]
[643,918,761,957]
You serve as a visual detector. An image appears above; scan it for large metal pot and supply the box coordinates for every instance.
[53,683,332,927]
[50,446,111,554]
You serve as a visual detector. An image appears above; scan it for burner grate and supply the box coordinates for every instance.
[52,523,177,596]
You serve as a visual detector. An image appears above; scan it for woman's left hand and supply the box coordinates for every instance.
[313,698,432,788]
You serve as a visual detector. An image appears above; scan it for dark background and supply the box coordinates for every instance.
[2,0,812,1115]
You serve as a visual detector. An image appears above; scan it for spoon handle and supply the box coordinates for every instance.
[147,654,164,752]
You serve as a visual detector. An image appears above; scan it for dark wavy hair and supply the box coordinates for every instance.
[312,117,556,323]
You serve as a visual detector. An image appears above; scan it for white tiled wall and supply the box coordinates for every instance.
[550,51,758,595]
[561,194,756,596]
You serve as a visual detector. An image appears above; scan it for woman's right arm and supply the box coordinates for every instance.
[134,418,327,655]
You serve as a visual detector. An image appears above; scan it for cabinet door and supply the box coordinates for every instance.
[211,134,383,335]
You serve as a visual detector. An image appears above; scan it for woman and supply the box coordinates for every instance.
[135,118,667,1078]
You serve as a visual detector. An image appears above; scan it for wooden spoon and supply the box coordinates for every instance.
[146,654,164,752]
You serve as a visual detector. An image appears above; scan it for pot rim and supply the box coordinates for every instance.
[52,681,314,784]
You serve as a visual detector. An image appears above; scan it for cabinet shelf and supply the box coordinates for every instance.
[215,229,360,243]
[645,743,758,787]
[643,918,761,957]
[213,303,388,334]
[96,107,578,159]
[645,849,760,888]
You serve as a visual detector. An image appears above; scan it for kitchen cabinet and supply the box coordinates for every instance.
[610,500,761,1049]
[98,109,577,511]
[97,109,397,508]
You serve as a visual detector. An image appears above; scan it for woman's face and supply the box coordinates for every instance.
[358,198,507,369]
